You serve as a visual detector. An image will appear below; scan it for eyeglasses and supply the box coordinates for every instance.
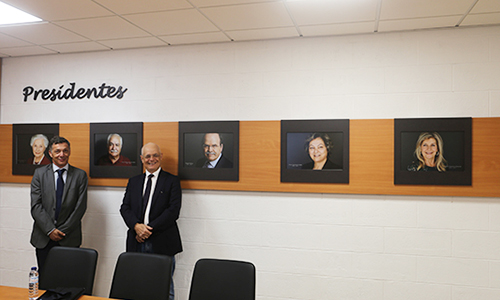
[203,144,220,149]
[142,153,160,160]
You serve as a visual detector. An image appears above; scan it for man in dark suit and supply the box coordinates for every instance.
[30,136,88,271]
[195,133,233,168]
[120,142,182,300]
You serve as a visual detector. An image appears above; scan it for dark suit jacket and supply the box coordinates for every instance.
[120,169,182,256]
[195,155,233,168]
[30,164,88,249]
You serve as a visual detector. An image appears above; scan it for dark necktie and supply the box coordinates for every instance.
[142,174,154,222]
[55,169,66,221]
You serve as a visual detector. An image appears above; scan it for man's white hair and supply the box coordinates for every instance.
[107,133,123,146]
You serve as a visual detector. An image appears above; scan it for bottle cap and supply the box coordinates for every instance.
[31,266,37,270]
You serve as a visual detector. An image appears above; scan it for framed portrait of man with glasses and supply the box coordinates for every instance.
[179,121,239,181]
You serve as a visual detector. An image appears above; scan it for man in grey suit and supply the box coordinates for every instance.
[30,136,88,271]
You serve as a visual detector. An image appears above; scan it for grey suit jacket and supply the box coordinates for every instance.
[30,164,88,249]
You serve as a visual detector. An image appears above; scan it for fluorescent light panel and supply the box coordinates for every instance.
[0,1,42,26]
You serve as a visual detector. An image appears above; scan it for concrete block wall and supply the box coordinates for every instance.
[1,25,500,299]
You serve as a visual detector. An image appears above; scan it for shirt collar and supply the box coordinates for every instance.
[208,154,222,167]
[146,167,161,178]
[33,154,45,165]
[52,163,69,172]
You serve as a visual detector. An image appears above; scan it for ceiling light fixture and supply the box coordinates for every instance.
[0,1,42,26]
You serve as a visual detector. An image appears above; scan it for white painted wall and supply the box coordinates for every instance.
[1,25,500,300]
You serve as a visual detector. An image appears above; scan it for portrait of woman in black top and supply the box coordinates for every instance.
[302,133,341,170]
[407,132,447,172]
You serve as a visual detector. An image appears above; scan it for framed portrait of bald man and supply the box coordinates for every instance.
[90,122,143,178]
[12,123,59,175]
[178,121,239,181]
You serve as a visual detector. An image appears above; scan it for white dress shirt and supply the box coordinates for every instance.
[143,167,161,225]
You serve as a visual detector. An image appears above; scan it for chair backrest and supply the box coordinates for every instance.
[109,252,172,300]
[188,258,256,300]
[39,246,98,295]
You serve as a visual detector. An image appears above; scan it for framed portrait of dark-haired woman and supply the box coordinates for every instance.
[12,123,59,175]
[281,119,349,183]
[178,121,239,181]
[394,117,472,186]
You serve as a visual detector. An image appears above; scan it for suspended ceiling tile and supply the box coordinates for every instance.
[380,0,474,20]
[44,41,111,54]
[378,16,461,32]
[0,32,33,48]
[1,0,113,21]
[461,12,500,26]
[94,0,193,15]
[227,27,299,41]
[286,0,379,26]
[1,0,500,58]
[470,0,500,13]
[99,37,168,50]
[54,16,150,41]
[0,23,88,45]
[200,2,294,31]
[299,22,375,37]
[124,9,219,36]
[160,32,231,45]
[189,0,277,8]
[0,45,56,57]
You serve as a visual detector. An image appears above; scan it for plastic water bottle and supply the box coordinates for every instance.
[29,266,39,300]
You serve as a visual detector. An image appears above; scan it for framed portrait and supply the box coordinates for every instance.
[281,119,349,183]
[394,117,472,185]
[90,122,143,178]
[178,121,239,181]
[12,123,59,175]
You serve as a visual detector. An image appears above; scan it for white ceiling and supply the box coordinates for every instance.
[0,0,499,57]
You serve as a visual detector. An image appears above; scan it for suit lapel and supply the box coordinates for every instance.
[43,164,57,211]
[138,173,146,205]
[61,165,72,203]
[140,173,146,192]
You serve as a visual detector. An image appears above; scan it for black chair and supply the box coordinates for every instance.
[39,246,98,295]
[109,252,173,300]
[188,258,256,300]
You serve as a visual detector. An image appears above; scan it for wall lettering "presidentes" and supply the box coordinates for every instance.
[23,82,128,102]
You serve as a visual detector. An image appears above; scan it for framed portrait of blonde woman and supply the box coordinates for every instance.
[394,117,472,185]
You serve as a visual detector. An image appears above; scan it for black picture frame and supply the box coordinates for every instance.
[178,121,239,181]
[281,119,350,183]
[12,123,59,175]
[394,117,472,186]
[89,122,143,178]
